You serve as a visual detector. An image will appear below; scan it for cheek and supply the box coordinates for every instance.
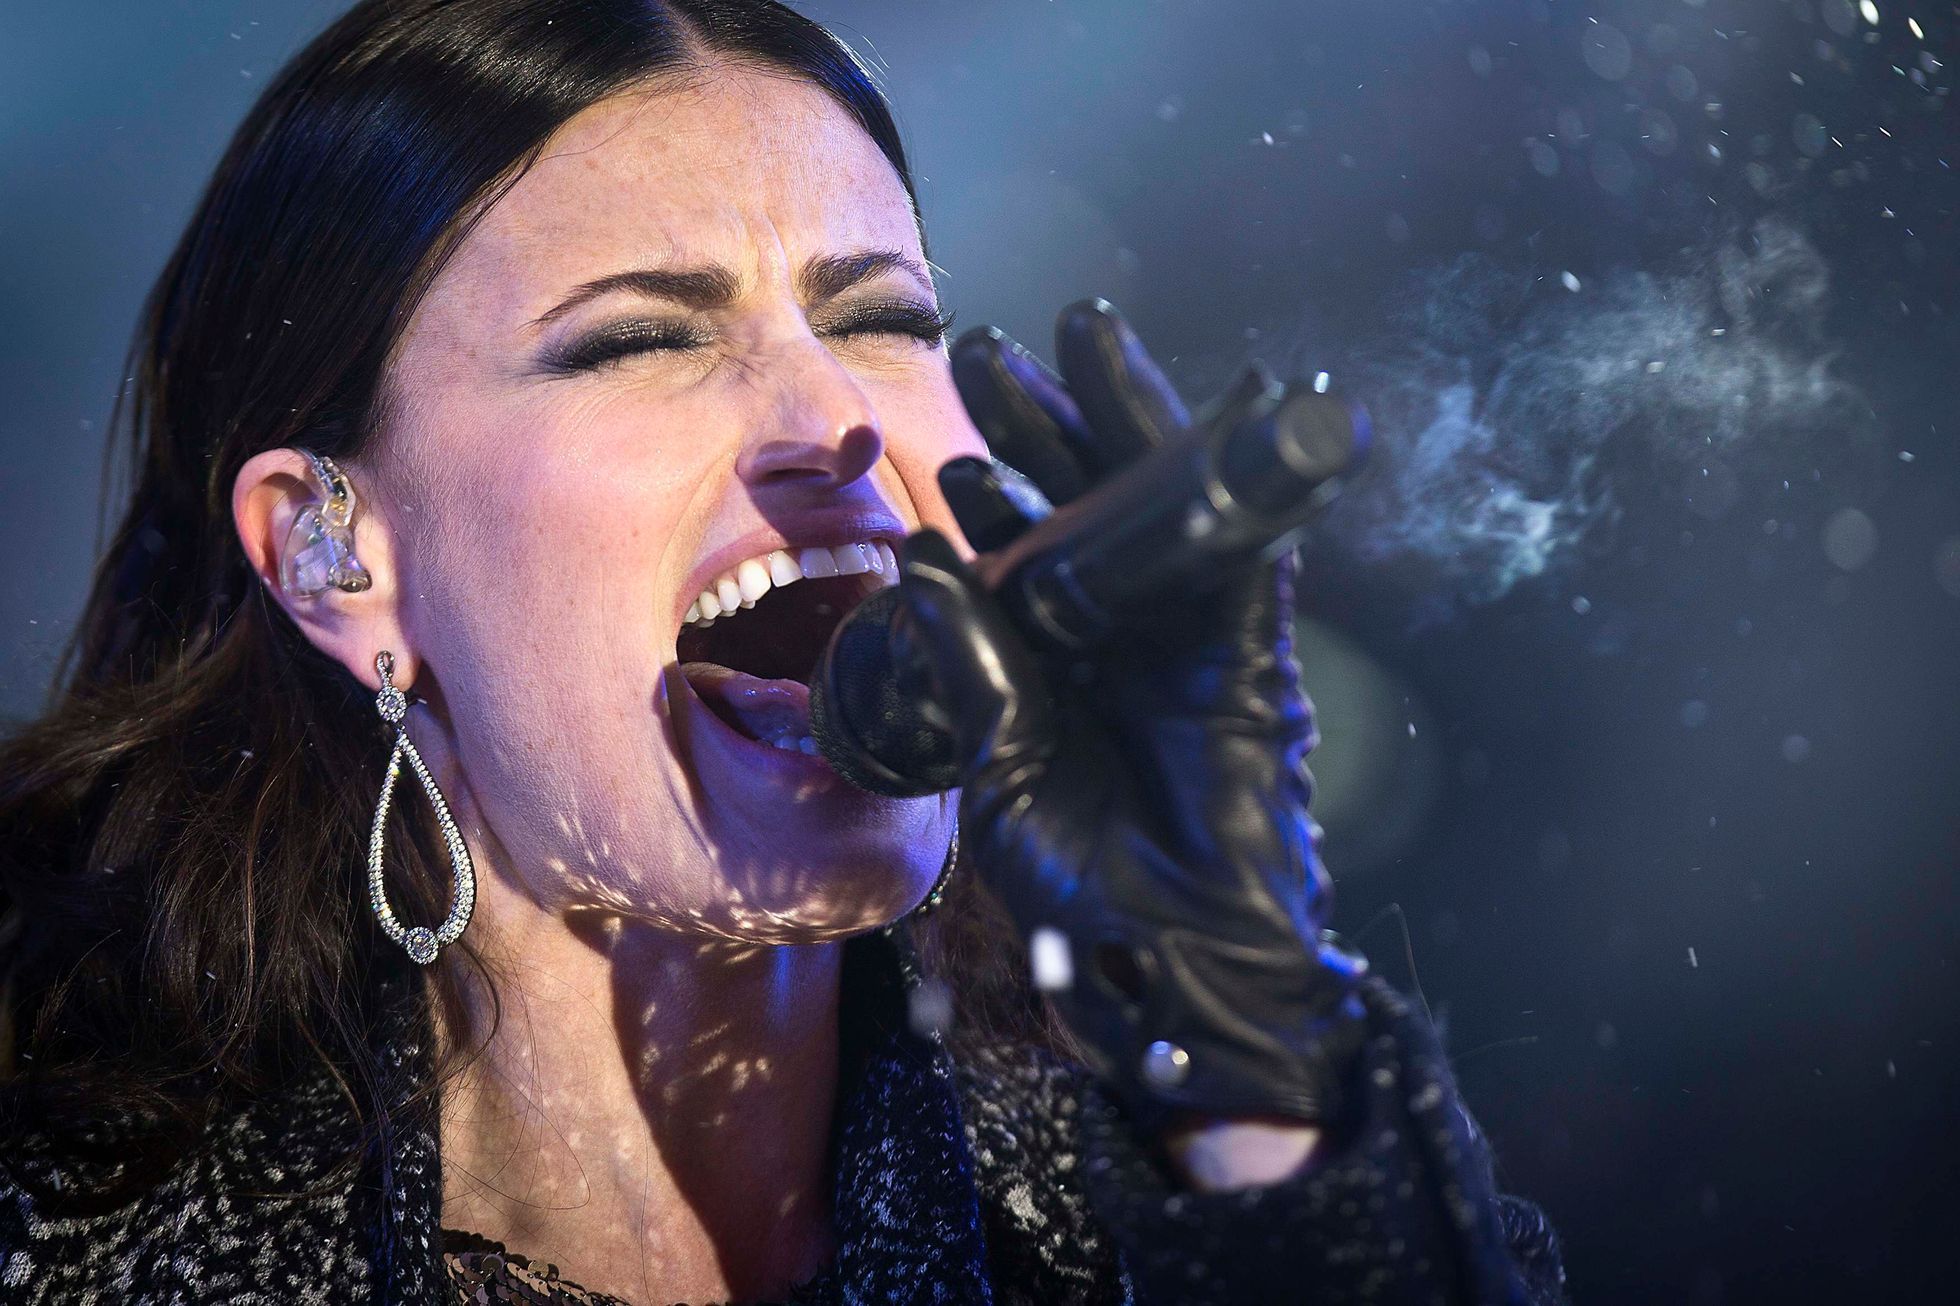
[402,394,719,694]
[393,402,725,895]
[872,369,988,540]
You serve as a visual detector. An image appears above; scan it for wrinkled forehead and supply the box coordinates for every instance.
[429,66,923,335]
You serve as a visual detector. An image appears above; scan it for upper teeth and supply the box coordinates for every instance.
[684,541,900,626]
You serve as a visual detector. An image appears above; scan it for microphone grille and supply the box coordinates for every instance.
[809,585,964,798]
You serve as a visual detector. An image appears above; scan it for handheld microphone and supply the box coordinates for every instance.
[808,375,1370,797]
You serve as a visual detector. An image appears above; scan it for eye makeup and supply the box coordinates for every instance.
[540,297,955,375]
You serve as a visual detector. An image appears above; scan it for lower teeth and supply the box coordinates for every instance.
[769,734,819,755]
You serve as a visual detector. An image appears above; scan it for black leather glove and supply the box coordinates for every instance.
[892,299,1369,1125]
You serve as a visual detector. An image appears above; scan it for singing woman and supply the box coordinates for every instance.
[0,2,1565,1301]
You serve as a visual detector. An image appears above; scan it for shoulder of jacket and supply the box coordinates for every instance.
[951,1037,1095,1146]
[948,1038,1133,1301]
[0,1070,386,1302]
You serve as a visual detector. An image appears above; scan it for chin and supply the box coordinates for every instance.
[644,531,958,943]
[698,803,951,944]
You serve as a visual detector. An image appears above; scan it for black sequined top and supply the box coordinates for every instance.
[444,1228,632,1305]
[2,928,1564,1304]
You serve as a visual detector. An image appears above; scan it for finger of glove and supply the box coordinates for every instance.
[1053,299,1191,472]
[938,456,1052,555]
[1086,363,1291,669]
[890,528,1059,781]
[951,327,1092,507]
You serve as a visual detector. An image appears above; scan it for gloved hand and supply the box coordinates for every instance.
[891,299,1368,1125]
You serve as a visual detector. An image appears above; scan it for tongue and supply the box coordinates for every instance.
[682,662,815,749]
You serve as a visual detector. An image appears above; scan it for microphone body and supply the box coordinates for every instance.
[809,382,1369,797]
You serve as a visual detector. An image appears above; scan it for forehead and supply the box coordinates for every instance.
[445,65,920,316]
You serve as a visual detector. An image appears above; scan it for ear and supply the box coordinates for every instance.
[232,447,420,694]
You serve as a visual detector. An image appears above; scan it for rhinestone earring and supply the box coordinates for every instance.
[367,651,475,965]
[910,819,960,919]
[280,450,371,597]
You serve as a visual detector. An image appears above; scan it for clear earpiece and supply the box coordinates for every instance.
[280,452,372,597]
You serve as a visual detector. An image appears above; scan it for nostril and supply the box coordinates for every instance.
[743,423,883,486]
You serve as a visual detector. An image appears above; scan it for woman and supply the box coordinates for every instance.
[0,2,1566,1302]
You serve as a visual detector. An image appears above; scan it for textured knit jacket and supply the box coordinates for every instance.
[0,927,1566,1305]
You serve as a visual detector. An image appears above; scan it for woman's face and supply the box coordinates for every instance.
[365,66,983,942]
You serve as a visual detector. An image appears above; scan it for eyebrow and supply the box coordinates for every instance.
[524,248,933,331]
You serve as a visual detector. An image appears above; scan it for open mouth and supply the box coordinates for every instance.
[675,541,899,754]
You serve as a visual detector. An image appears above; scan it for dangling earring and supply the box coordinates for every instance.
[367,650,475,965]
[281,450,371,597]
[910,818,959,918]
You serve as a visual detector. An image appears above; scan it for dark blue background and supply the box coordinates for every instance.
[4,2,1955,1300]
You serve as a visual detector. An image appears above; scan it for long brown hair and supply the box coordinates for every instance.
[0,0,1044,1205]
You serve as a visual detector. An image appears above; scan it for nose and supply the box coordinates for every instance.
[735,337,885,490]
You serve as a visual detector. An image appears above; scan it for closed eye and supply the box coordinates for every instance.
[543,299,955,375]
[816,298,955,347]
[542,320,707,374]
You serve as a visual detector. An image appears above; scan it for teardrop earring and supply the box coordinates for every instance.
[910,819,959,918]
[367,651,475,965]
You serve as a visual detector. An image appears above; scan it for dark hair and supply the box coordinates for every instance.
[0,0,1046,1204]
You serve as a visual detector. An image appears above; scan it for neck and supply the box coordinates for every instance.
[436,889,843,1304]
